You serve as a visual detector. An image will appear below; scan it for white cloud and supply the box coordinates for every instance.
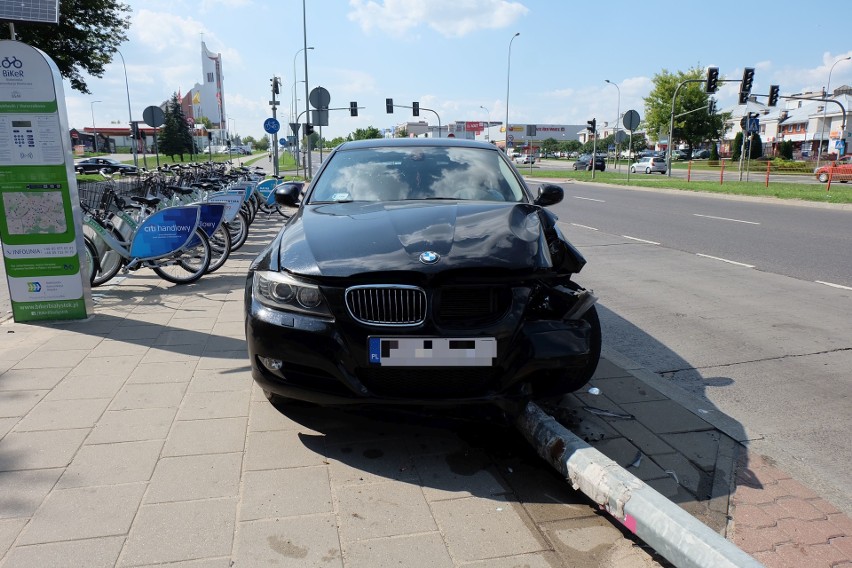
[347,0,528,38]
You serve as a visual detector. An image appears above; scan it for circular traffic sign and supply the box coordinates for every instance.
[142,105,165,128]
[508,134,514,143]
[263,118,280,134]
[623,110,640,131]
[309,87,331,109]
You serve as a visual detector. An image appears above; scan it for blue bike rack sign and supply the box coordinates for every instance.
[264,118,280,134]
[130,206,200,260]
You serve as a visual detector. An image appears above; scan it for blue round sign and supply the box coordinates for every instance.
[263,118,280,134]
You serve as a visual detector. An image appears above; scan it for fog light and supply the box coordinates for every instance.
[259,357,283,371]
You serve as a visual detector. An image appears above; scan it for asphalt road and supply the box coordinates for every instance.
[542,180,852,514]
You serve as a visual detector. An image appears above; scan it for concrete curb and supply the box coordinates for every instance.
[516,402,765,568]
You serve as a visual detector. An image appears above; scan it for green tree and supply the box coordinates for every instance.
[710,143,719,160]
[5,0,132,94]
[779,140,794,160]
[158,94,194,160]
[541,137,559,155]
[350,127,383,140]
[749,133,763,159]
[254,136,269,151]
[731,132,743,161]
[643,65,729,152]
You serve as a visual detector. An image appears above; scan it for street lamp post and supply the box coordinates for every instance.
[90,100,102,154]
[115,49,138,167]
[292,47,313,176]
[605,79,621,169]
[480,105,490,141]
[505,32,520,153]
[817,55,851,167]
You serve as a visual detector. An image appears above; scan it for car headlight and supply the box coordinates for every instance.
[253,271,333,318]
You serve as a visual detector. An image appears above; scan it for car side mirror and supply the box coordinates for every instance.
[534,184,563,207]
[274,184,300,207]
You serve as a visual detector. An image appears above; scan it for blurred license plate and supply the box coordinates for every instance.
[368,337,496,367]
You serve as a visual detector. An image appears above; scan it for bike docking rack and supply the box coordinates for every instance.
[78,183,213,285]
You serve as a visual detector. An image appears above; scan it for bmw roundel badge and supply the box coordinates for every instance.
[419,251,440,264]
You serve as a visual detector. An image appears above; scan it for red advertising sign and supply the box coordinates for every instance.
[465,121,485,132]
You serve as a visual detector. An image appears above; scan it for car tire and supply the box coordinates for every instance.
[630,166,636,173]
[645,167,651,174]
[817,172,829,183]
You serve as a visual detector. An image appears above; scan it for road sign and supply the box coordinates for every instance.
[263,118,280,134]
[142,105,165,128]
[748,117,759,134]
[279,138,287,146]
[623,110,640,131]
[508,134,514,143]
[309,87,330,109]
[290,122,301,134]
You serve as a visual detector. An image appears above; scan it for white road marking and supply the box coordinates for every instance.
[574,196,605,202]
[696,253,755,268]
[571,223,599,231]
[622,235,660,245]
[816,280,852,291]
[693,214,760,225]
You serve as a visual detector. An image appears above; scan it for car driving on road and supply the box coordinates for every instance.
[245,138,601,410]
[814,156,852,183]
[572,154,606,171]
[74,157,139,175]
[630,156,667,174]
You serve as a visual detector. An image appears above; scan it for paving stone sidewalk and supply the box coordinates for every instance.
[0,215,849,567]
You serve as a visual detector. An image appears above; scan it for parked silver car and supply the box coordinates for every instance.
[630,156,667,174]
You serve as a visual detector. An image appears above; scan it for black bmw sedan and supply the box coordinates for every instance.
[245,138,601,410]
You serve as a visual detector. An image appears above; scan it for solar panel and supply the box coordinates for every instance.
[0,0,60,24]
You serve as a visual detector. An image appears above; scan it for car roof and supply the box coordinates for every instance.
[334,138,496,152]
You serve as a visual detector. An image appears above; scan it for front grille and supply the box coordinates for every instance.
[356,367,497,398]
[345,285,426,326]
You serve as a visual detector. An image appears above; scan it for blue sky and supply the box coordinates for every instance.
[62,0,852,143]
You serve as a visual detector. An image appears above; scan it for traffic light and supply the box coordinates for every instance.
[587,119,596,133]
[768,85,780,107]
[706,67,719,93]
[708,98,717,114]
[739,66,755,101]
[271,77,279,95]
[412,102,419,116]
[386,98,393,113]
[207,132,212,141]
[350,101,358,117]
[305,123,314,136]
[131,122,139,139]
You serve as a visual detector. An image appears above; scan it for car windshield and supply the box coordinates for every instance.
[308,146,527,203]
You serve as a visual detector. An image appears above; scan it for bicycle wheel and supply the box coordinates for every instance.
[84,225,125,286]
[151,229,211,284]
[205,224,232,273]
[83,236,99,286]
[226,210,249,251]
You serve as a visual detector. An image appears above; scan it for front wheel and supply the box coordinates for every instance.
[817,172,829,183]
[645,167,651,174]
[630,166,636,173]
[151,229,211,284]
[83,236,99,286]
[226,211,249,251]
[205,224,232,273]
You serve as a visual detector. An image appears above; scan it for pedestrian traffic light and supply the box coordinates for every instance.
[350,101,358,117]
[386,98,393,113]
[706,67,719,93]
[708,98,717,114]
[131,122,139,139]
[271,77,279,95]
[768,85,780,107]
[207,132,212,141]
[412,102,419,116]
[305,123,314,136]
[587,119,596,133]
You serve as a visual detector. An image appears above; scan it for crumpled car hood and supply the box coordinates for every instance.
[276,201,552,278]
